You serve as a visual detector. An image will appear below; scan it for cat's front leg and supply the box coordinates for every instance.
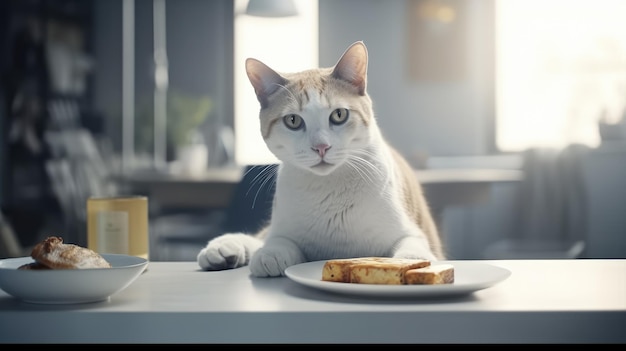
[392,236,438,261]
[249,236,305,277]
[197,233,264,271]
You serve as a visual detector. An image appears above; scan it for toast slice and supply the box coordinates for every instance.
[404,264,455,285]
[322,257,431,284]
[349,258,431,285]
[322,257,387,282]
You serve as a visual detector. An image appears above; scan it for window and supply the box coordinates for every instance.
[233,0,319,165]
[495,0,626,152]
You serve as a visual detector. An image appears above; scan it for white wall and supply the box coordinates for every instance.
[319,0,494,160]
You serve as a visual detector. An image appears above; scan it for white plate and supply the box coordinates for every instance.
[0,254,148,304]
[284,260,511,298]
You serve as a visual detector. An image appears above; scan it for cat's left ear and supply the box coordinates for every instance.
[246,58,287,109]
[332,41,368,96]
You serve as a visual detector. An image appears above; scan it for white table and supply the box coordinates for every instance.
[115,167,243,209]
[415,168,523,226]
[119,167,522,211]
[1,259,624,343]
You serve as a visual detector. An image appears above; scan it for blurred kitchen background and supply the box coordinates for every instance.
[1,0,625,261]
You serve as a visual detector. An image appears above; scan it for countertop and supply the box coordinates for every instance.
[0,259,624,343]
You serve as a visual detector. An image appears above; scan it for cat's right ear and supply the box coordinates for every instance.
[246,58,287,109]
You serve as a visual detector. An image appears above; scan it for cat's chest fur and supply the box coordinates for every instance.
[269,153,409,260]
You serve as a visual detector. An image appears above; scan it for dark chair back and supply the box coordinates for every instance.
[222,164,277,234]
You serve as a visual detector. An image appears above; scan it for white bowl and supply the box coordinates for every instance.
[0,254,148,304]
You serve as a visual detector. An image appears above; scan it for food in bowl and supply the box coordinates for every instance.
[18,236,111,270]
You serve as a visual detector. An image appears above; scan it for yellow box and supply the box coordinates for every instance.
[87,196,149,259]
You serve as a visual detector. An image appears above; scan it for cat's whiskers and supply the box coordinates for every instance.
[244,164,278,209]
[344,158,374,185]
[345,154,382,186]
[349,149,385,176]
[350,147,380,161]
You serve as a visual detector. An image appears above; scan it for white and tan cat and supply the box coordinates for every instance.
[197,41,444,277]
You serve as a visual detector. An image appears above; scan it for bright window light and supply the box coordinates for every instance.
[495,0,626,152]
[234,0,319,166]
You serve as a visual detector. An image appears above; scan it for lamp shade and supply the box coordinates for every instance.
[246,0,298,17]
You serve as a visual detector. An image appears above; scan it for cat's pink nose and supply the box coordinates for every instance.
[312,144,331,158]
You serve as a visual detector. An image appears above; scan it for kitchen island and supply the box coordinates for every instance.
[0,259,624,343]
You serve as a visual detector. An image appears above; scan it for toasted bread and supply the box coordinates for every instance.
[322,257,385,282]
[321,257,454,285]
[349,258,431,285]
[404,264,455,285]
[322,257,431,284]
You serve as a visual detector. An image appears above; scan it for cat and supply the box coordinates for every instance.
[197,41,444,277]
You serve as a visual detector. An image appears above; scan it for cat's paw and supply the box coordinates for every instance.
[197,233,263,271]
[392,237,438,261]
[249,239,305,277]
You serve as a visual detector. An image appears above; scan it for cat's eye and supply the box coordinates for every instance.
[283,114,304,130]
[329,108,350,125]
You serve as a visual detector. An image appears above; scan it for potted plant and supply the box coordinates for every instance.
[135,89,213,168]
